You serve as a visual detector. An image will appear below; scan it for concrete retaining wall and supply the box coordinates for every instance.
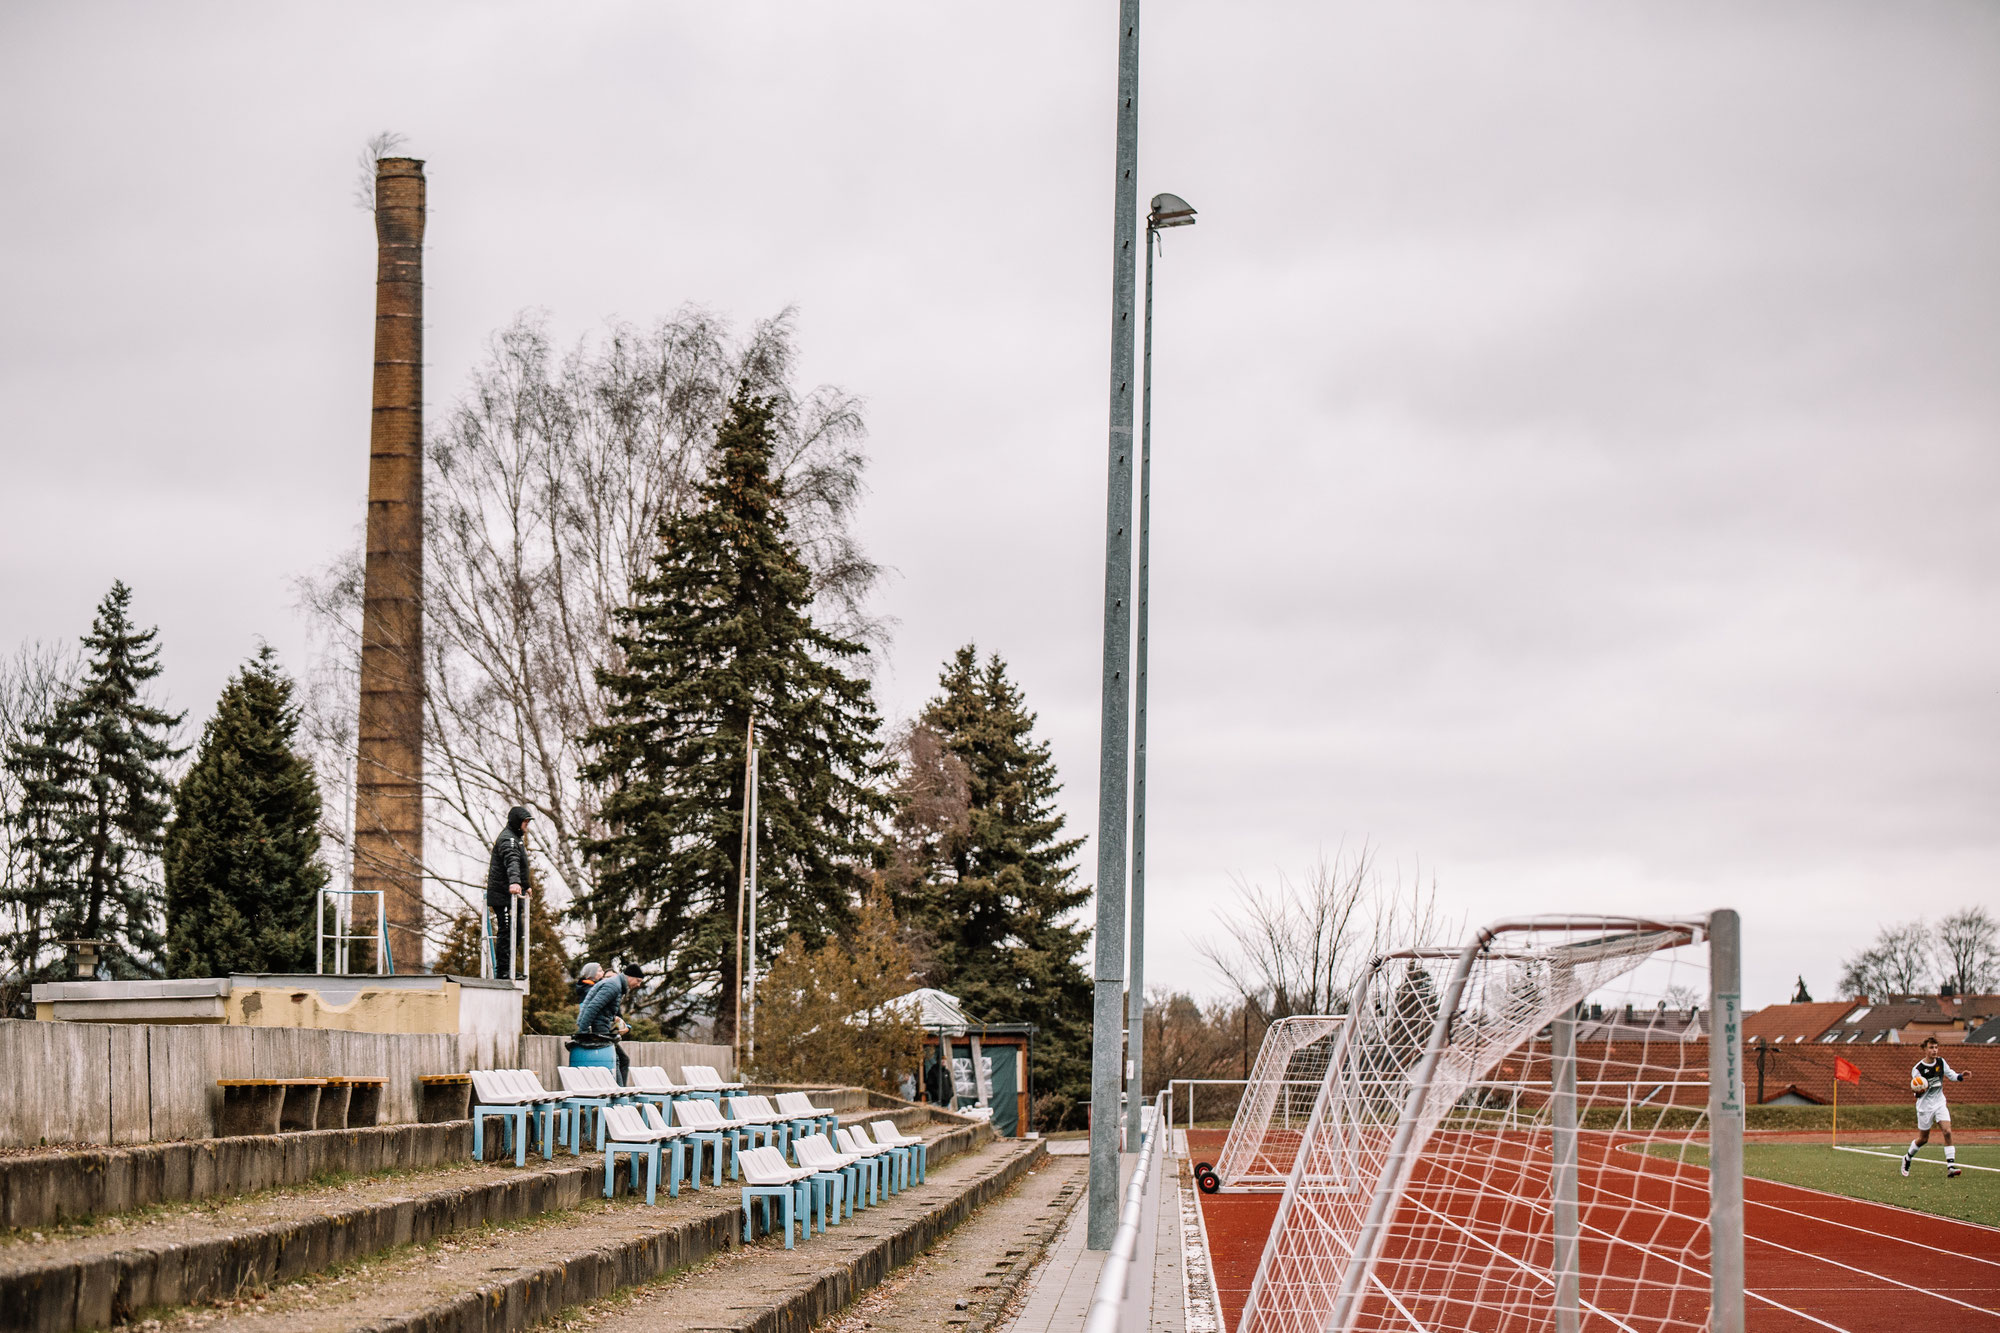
[0,1120,473,1231]
[0,1021,732,1149]
[5,1108,985,1333]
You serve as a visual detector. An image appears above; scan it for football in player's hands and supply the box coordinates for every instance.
[1911,1073,1927,1092]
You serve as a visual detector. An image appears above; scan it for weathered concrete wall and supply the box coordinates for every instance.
[0,1020,518,1147]
[0,1121,472,1230]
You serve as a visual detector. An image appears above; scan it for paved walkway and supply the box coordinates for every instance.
[1001,1143,1185,1333]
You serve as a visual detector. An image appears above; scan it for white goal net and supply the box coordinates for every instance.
[1214,1015,1346,1190]
[1239,912,1744,1333]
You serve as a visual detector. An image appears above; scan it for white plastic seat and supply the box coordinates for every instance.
[738,1145,822,1247]
[795,1132,871,1213]
[627,1065,683,1094]
[869,1118,928,1182]
[682,1064,746,1091]
[602,1104,689,1205]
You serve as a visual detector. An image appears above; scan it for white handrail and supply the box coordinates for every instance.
[1083,1090,1169,1333]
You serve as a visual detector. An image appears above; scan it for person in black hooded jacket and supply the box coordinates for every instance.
[486,806,532,978]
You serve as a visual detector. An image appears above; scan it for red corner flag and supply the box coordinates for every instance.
[1834,1057,1861,1085]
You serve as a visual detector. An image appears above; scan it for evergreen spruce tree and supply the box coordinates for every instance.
[162,646,327,977]
[3,582,181,977]
[581,391,890,1041]
[888,645,1093,1129]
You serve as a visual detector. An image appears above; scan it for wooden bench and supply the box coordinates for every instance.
[216,1079,327,1136]
[320,1076,389,1128]
[418,1073,473,1124]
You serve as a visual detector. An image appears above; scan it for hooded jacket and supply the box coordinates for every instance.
[486,806,531,905]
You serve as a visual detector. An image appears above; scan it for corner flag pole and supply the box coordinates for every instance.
[1831,1071,1837,1147]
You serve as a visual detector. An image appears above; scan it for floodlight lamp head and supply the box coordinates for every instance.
[1148,192,1197,230]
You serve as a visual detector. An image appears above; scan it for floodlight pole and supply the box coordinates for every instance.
[1088,0,1142,1253]
[1127,192,1196,1152]
[1708,909,1744,1333]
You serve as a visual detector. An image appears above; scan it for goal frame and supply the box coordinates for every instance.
[1239,910,1744,1333]
[1213,1014,1347,1190]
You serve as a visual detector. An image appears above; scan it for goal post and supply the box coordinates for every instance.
[1213,1015,1346,1189]
[1240,912,1744,1333]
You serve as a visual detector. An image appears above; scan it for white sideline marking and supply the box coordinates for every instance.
[1834,1144,2000,1174]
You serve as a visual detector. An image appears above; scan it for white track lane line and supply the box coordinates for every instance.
[1395,1193,1642,1333]
[1535,1141,2000,1280]
[1409,1150,1860,1331]
[1590,1150,2000,1320]
[1834,1144,2000,1173]
[1600,1141,2000,1267]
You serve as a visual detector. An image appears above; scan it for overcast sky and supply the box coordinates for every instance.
[3,2,1995,1009]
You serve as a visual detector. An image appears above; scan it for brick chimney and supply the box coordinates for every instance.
[353,156,426,972]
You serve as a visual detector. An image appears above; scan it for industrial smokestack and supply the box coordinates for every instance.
[354,156,426,972]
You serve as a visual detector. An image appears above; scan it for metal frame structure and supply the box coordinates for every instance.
[481,889,531,989]
[1237,911,1743,1333]
[1211,1015,1345,1190]
[316,885,393,976]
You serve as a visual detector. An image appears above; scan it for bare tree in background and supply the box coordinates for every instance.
[352,131,408,212]
[1838,918,1936,998]
[1198,847,1447,1024]
[1935,906,1999,996]
[0,641,82,1014]
[299,308,879,952]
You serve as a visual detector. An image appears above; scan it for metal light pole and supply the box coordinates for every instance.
[734,709,756,1069]
[1087,0,1143,1252]
[1126,192,1196,1150]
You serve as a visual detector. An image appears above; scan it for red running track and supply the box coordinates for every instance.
[1185,1128,2000,1331]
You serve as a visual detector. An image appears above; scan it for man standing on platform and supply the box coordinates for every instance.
[486,806,532,979]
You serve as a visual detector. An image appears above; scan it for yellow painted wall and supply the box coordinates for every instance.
[226,982,461,1033]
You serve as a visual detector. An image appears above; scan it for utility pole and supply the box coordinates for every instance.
[734,708,756,1068]
[1087,0,1142,1253]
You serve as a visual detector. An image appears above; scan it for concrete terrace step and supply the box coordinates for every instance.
[159,1131,1040,1333]
[0,1111,976,1333]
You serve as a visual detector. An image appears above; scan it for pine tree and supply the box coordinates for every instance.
[887,645,1093,1129]
[162,646,326,977]
[581,391,890,1040]
[3,582,182,977]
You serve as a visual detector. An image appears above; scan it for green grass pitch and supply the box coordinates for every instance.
[1640,1141,2000,1229]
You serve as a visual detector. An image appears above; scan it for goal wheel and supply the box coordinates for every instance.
[1194,1161,1214,1177]
[1197,1169,1220,1194]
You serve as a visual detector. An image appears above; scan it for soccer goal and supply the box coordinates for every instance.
[1238,912,1744,1333]
[1212,1015,1347,1190]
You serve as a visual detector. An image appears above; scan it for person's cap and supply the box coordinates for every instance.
[622,963,645,980]
[508,804,533,826]
[579,962,602,978]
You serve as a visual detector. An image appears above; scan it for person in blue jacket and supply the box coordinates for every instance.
[572,963,643,1083]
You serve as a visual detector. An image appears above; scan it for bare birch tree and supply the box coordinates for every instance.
[1198,847,1448,1023]
[0,641,82,1013]
[299,307,880,952]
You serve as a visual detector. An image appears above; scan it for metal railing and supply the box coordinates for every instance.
[316,886,392,975]
[481,890,531,988]
[1084,1090,1169,1333]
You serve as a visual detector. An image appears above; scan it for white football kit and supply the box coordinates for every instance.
[1912,1056,1962,1131]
